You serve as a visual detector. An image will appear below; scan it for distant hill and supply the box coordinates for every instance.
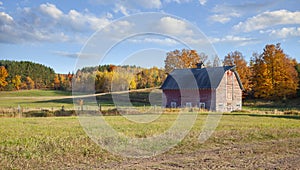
[0,60,56,89]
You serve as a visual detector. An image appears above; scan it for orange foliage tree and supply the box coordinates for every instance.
[223,51,252,96]
[164,49,201,73]
[251,43,298,99]
[26,76,35,90]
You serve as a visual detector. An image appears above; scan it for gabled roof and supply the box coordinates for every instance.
[160,66,244,90]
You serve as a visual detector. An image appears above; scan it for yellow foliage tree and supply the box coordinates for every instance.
[0,66,8,90]
[129,78,137,90]
[12,75,22,90]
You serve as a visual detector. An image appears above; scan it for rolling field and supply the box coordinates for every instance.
[0,90,300,169]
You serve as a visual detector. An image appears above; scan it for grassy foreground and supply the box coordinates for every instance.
[0,113,299,169]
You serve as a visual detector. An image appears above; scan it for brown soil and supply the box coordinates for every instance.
[95,138,300,169]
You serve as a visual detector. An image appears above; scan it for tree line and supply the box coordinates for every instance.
[73,65,166,93]
[164,43,300,100]
[1,43,299,100]
[0,61,166,92]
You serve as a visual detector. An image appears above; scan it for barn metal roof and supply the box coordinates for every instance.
[160,66,244,90]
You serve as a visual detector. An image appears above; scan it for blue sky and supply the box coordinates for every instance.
[0,0,299,73]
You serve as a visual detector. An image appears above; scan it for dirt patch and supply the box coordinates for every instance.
[96,137,300,169]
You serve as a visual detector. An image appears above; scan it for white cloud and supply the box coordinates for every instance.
[199,0,207,5]
[209,12,240,23]
[65,9,110,31]
[267,27,300,38]
[209,14,230,24]
[103,20,133,34]
[53,51,80,58]
[234,10,300,32]
[209,2,280,24]
[114,4,130,16]
[0,12,13,23]
[93,0,162,16]
[0,1,3,6]
[39,3,63,19]
[0,3,112,44]
[210,35,256,46]
[157,16,193,35]
[135,0,162,9]
[130,37,178,46]
[164,0,192,4]
[209,4,241,24]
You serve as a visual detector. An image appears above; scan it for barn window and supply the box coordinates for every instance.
[186,102,192,108]
[198,102,205,109]
[171,102,177,108]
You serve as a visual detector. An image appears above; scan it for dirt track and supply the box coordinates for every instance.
[96,137,300,169]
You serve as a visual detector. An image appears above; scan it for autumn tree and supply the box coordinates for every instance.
[67,72,73,89]
[223,51,252,96]
[251,44,298,99]
[296,63,300,96]
[164,49,200,73]
[0,66,8,90]
[26,76,35,90]
[129,78,137,90]
[11,75,22,90]
[53,74,60,90]
[250,53,271,98]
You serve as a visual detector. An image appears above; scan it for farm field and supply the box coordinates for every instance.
[0,113,300,169]
[0,90,300,169]
[0,90,74,109]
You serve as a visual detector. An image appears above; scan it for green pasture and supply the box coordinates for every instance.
[0,113,299,169]
[0,90,71,97]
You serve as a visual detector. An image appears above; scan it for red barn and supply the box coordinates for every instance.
[160,65,244,112]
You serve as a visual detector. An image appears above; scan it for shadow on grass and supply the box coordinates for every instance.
[243,98,300,111]
[224,113,300,120]
[33,98,74,105]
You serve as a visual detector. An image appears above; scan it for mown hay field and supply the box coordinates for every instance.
[0,113,299,169]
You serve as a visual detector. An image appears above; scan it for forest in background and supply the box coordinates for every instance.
[0,43,300,100]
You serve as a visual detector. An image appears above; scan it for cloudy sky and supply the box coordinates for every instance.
[0,0,299,73]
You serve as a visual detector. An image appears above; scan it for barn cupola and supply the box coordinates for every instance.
[196,62,204,69]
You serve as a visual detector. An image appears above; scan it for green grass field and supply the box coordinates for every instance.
[0,90,74,109]
[0,113,300,169]
[0,90,300,169]
[0,90,72,97]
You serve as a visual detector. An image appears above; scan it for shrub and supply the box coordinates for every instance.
[54,110,76,116]
[284,110,300,115]
[101,108,120,116]
[23,110,54,117]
